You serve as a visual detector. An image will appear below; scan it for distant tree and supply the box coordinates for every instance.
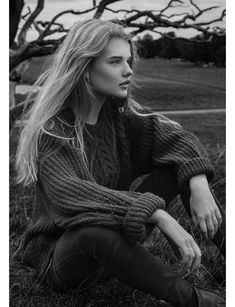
[143,34,153,41]
[176,32,226,66]
[209,35,226,66]
[152,39,162,56]
[215,46,225,67]
[138,33,156,58]
[158,32,181,60]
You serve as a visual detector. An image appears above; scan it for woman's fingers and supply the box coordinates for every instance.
[193,207,222,239]
[156,212,202,271]
[178,237,201,272]
[190,243,202,272]
[212,212,219,235]
[205,216,215,239]
[184,240,201,272]
[179,244,190,265]
[198,218,208,240]
[191,214,198,228]
[215,207,223,227]
[162,233,183,260]
[196,211,221,240]
[185,247,195,270]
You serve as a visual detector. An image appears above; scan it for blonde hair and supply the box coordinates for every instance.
[16,18,180,186]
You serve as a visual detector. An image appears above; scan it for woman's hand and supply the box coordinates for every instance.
[189,174,222,240]
[148,209,201,272]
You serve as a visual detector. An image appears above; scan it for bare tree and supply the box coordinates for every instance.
[9,0,225,119]
[10,0,225,72]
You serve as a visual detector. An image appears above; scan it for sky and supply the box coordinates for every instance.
[21,0,226,41]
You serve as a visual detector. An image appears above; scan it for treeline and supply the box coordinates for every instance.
[136,32,225,67]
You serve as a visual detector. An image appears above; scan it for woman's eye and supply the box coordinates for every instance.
[110,59,132,65]
[111,60,120,64]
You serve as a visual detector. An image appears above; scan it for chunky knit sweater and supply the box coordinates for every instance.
[22,99,215,279]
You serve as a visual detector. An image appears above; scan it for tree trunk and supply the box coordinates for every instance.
[10,0,24,48]
[9,81,17,109]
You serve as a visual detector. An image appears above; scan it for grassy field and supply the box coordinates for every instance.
[133,58,225,110]
[10,57,225,306]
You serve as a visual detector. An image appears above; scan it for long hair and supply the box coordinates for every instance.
[16,18,180,186]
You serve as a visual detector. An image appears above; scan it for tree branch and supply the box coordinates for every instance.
[93,0,122,19]
[164,12,188,19]
[36,21,69,39]
[21,6,31,20]
[10,0,225,71]
[104,7,143,14]
[189,0,200,12]
[38,6,98,40]
[193,9,226,27]
[178,5,219,24]
[124,16,226,37]
[159,0,184,16]
[151,29,215,43]
[10,38,65,71]
[33,21,43,36]
[115,1,226,38]
[18,0,44,46]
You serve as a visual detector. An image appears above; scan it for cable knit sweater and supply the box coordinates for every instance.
[22,99,215,279]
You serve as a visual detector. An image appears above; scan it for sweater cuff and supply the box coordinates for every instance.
[177,157,215,189]
[122,192,165,242]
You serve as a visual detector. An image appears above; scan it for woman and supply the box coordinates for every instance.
[16,19,225,306]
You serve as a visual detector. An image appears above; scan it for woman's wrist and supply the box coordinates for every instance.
[189,174,209,193]
[147,209,168,225]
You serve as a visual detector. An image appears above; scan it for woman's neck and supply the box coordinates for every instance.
[85,93,107,125]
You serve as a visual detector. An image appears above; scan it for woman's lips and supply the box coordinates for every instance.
[119,80,130,86]
[119,84,129,87]
[119,81,130,89]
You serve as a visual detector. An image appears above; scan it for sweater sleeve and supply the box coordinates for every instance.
[126,112,215,188]
[151,114,215,187]
[38,139,165,242]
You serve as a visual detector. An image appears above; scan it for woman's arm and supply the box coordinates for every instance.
[39,141,165,243]
[151,116,222,239]
[126,113,221,241]
[125,112,215,187]
[147,209,201,272]
[189,174,222,239]
[151,115,215,188]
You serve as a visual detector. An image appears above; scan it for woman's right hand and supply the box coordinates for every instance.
[147,209,201,272]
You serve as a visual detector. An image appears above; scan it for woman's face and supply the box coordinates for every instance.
[89,37,133,100]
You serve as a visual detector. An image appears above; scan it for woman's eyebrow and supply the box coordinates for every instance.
[108,56,132,60]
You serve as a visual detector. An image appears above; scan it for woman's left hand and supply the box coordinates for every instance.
[189,174,222,240]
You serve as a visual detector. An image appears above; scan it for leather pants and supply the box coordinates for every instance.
[46,167,225,306]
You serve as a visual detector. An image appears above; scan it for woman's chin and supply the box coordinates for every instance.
[114,90,128,98]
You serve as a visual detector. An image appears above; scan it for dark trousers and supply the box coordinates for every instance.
[47,168,225,307]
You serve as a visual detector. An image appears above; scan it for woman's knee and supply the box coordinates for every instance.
[136,167,180,204]
[70,226,122,242]
[62,226,127,257]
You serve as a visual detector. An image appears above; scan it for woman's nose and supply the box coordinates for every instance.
[123,63,133,77]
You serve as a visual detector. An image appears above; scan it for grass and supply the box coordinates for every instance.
[132,58,225,111]
[10,57,225,306]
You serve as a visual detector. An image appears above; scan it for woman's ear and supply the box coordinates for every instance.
[84,70,92,85]
[84,72,89,82]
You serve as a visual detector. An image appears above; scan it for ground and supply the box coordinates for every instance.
[10,57,225,306]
